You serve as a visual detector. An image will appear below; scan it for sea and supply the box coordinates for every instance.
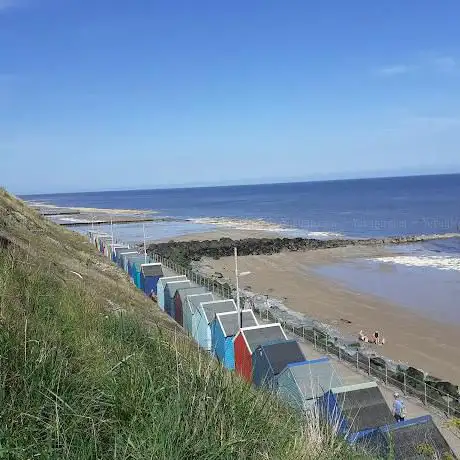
[24,173,460,324]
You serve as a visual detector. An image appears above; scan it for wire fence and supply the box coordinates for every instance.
[151,252,460,420]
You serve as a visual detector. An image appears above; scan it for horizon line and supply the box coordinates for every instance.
[17,170,460,197]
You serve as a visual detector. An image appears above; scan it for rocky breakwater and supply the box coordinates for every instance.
[147,233,460,268]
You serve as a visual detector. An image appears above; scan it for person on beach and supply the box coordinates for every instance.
[359,330,368,342]
[374,330,380,344]
[393,393,406,422]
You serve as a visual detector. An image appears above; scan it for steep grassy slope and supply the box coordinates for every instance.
[0,189,372,459]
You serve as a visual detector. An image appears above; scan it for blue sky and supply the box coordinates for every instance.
[1,0,460,194]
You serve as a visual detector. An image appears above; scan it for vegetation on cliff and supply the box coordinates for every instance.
[0,189,372,459]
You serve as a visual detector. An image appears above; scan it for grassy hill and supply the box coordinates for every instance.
[0,189,371,459]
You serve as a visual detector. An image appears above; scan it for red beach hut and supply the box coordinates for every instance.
[233,323,287,383]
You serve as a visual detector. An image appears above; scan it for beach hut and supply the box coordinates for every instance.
[127,255,147,282]
[157,276,187,311]
[184,292,214,336]
[252,340,306,389]
[97,236,112,253]
[104,243,126,261]
[133,259,152,288]
[234,323,287,383]
[355,415,456,459]
[99,236,113,255]
[194,299,237,351]
[120,251,139,271]
[319,381,395,442]
[211,309,258,369]
[164,279,191,317]
[109,244,129,262]
[114,247,134,266]
[88,231,108,248]
[174,286,207,326]
[140,263,163,296]
[276,357,342,413]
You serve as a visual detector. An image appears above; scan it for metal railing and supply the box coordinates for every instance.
[151,252,460,421]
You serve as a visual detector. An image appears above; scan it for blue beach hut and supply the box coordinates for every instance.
[319,381,394,442]
[163,279,191,317]
[276,357,342,413]
[252,340,306,389]
[185,292,214,336]
[156,276,187,311]
[211,309,258,369]
[140,263,163,295]
[120,251,139,272]
[133,259,152,288]
[195,300,237,351]
[110,244,129,262]
[127,255,147,282]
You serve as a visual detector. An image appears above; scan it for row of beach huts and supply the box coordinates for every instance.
[89,231,456,460]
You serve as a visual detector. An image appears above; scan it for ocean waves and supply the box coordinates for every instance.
[370,254,460,271]
[188,217,346,239]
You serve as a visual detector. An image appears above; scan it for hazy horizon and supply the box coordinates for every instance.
[19,170,460,197]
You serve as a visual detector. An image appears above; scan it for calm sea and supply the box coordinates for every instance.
[25,173,460,239]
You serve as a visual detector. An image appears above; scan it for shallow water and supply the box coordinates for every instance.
[314,255,460,325]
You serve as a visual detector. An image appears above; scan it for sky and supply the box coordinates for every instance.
[1,0,460,194]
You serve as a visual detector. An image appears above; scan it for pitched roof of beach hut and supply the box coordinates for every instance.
[141,263,163,277]
[159,275,187,285]
[238,323,288,354]
[216,310,258,337]
[187,292,214,313]
[280,357,342,401]
[114,246,132,255]
[200,299,237,324]
[329,382,394,431]
[380,415,455,460]
[254,340,306,376]
[176,286,207,304]
[118,249,138,257]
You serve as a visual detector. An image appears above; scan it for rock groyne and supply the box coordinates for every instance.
[146,233,460,268]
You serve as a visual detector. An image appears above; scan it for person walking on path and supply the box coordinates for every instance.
[393,392,406,422]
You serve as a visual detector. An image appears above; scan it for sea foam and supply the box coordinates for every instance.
[370,255,460,271]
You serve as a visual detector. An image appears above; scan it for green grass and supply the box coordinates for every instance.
[0,190,373,459]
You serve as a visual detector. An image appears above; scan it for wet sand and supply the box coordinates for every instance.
[164,230,460,384]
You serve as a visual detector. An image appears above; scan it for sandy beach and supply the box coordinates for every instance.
[163,229,460,384]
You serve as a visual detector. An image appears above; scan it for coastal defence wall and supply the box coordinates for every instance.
[150,252,460,421]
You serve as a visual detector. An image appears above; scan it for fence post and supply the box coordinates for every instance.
[403,372,407,395]
[356,351,359,370]
[338,347,341,361]
[447,395,450,417]
[326,334,328,354]
[368,357,371,376]
[302,326,305,339]
[385,365,388,386]
[314,331,317,350]
[424,382,427,405]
